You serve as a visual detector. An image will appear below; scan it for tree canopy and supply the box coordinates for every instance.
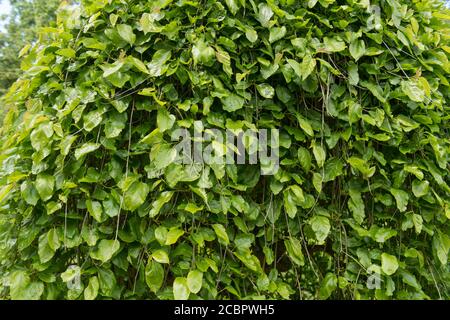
[0,0,61,95]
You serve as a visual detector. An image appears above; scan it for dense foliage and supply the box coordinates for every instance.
[0,0,449,300]
[0,0,62,95]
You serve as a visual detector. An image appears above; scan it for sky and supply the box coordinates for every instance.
[0,0,11,16]
[0,0,11,31]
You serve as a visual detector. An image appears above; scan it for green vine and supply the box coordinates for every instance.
[0,0,449,300]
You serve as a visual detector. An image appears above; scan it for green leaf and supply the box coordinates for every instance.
[222,94,244,112]
[256,83,275,99]
[149,191,174,217]
[75,142,100,160]
[38,233,55,263]
[106,71,130,88]
[155,226,168,245]
[269,26,286,43]
[289,185,305,202]
[82,38,106,50]
[98,269,116,296]
[110,14,118,26]
[212,224,229,245]
[123,181,149,211]
[323,37,346,52]
[157,108,176,132]
[187,270,203,294]
[287,59,302,80]
[348,102,362,123]
[46,201,61,215]
[30,122,53,151]
[126,56,149,74]
[318,273,337,299]
[47,228,60,251]
[148,49,172,77]
[21,181,39,205]
[152,249,170,264]
[309,215,331,244]
[165,227,185,245]
[312,144,326,168]
[117,24,136,45]
[111,100,128,113]
[84,276,99,300]
[215,46,232,75]
[101,61,124,78]
[348,62,359,86]
[257,3,273,27]
[140,13,162,34]
[298,147,312,172]
[348,188,365,224]
[178,202,204,214]
[103,198,119,218]
[360,81,387,103]
[283,189,298,218]
[297,116,314,137]
[192,40,215,66]
[145,260,164,293]
[412,180,429,198]
[9,271,29,299]
[401,80,425,102]
[284,238,305,266]
[312,172,323,193]
[349,39,366,61]
[56,48,76,58]
[390,188,409,212]
[299,55,316,80]
[347,156,376,178]
[150,143,177,170]
[86,199,103,222]
[35,173,55,201]
[381,253,399,276]
[90,239,120,263]
[82,225,98,246]
[412,213,423,234]
[9,271,44,300]
[245,28,258,43]
[59,135,77,156]
[433,232,450,265]
[233,249,261,272]
[105,112,127,138]
[401,271,421,290]
[173,277,190,300]
[61,265,81,283]
[370,226,397,243]
[323,158,344,182]
[225,0,239,15]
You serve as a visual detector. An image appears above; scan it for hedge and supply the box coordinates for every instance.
[0,0,449,299]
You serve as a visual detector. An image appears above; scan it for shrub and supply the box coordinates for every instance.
[0,0,449,299]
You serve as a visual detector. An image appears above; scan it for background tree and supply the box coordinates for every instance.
[0,0,62,95]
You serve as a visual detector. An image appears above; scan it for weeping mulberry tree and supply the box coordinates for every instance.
[0,0,449,300]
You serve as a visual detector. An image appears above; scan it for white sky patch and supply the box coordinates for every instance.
[0,0,11,31]
[0,0,11,15]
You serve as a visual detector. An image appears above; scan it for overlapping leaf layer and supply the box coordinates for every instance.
[0,0,449,299]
